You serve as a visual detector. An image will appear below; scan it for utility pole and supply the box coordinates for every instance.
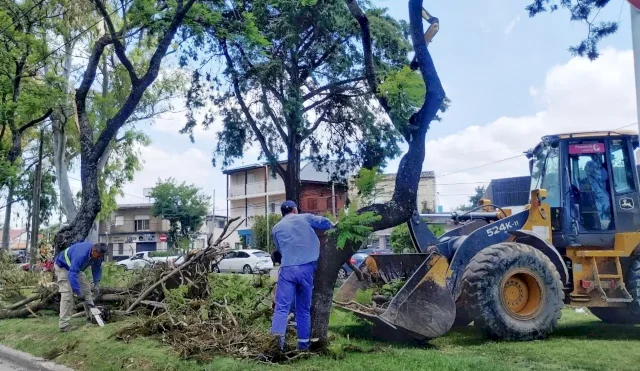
[212,188,215,242]
[331,182,337,218]
[29,129,44,269]
[631,1,640,141]
[265,165,269,253]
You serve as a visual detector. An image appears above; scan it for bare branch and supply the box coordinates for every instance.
[17,108,52,134]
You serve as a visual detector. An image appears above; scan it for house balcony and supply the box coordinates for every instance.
[228,180,286,200]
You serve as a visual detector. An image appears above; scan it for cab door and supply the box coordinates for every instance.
[607,138,640,232]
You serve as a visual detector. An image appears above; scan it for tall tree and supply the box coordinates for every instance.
[183,0,437,205]
[150,178,209,250]
[0,1,59,248]
[53,0,200,252]
[310,0,446,342]
[526,0,619,60]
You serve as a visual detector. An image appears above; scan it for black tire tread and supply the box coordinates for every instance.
[461,242,564,340]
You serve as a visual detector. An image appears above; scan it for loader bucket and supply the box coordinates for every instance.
[334,253,455,340]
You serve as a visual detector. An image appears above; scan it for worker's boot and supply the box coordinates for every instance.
[59,325,76,333]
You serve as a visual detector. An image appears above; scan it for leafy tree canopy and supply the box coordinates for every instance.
[389,221,444,254]
[526,0,618,60]
[251,214,282,253]
[150,178,209,248]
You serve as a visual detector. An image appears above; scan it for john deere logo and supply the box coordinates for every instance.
[620,197,635,210]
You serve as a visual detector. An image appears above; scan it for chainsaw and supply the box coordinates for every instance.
[87,304,110,327]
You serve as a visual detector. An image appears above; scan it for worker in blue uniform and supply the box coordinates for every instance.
[270,200,335,351]
[54,241,108,332]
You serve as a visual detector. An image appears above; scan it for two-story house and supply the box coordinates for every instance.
[98,203,170,261]
[224,161,348,247]
[348,171,437,249]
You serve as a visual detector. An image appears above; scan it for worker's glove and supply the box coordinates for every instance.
[75,293,85,302]
[92,284,100,298]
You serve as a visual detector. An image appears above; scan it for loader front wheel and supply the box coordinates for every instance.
[590,257,640,324]
[463,242,564,341]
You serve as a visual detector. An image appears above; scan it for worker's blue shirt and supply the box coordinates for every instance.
[55,241,103,295]
[272,213,334,267]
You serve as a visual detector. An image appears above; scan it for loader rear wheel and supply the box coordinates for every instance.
[463,242,564,341]
[590,257,640,324]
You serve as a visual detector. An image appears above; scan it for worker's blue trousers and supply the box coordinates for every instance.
[271,261,316,350]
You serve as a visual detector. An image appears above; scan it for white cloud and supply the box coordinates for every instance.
[529,86,539,97]
[422,48,636,210]
[504,16,521,36]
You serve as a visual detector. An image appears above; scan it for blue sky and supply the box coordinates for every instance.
[63,1,640,220]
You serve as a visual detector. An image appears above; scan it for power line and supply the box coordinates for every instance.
[438,155,524,178]
[0,0,48,36]
[30,0,135,72]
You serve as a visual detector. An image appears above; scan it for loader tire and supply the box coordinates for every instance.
[590,257,640,324]
[462,242,564,341]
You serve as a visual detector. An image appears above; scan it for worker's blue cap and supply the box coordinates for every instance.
[281,200,297,214]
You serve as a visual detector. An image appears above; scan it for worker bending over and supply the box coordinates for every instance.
[54,242,107,332]
[270,200,334,351]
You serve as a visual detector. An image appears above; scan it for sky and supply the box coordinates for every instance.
[4,0,637,228]
[121,0,638,214]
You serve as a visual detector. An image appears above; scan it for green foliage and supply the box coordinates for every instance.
[208,274,273,321]
[458,185,487,211]
[389,222,446,254]
[251,214,282,253]
[379,66,426,129]
[354,167,383,204]
[354,288,374,305]
[381,278,407,297]
[183,0,409,177]
[0,251,41,303]
[91,263,136,288]
[329,203,381,249]
[150,178,209,249]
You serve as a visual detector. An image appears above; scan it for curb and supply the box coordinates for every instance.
[0,344,74,371]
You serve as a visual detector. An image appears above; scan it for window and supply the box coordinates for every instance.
[117,243,124,255]
[236,252,250,258]
[308,198,318,210]
[235,242,243,249]
[610,139,635,194]
[114,216,124,226]
[247,173,255,183]
[135,219,150,231]
[270,202,276,214]
[224,251,237,259]
[568,141,612,231]
[216,220,225,229]
[253,251,270,258]
[530,145,560,207]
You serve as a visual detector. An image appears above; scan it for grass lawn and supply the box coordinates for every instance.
[1,308,640,371]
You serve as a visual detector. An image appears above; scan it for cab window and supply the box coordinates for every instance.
[609,139,635,194]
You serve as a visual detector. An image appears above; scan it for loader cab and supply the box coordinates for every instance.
[528,131,640,249]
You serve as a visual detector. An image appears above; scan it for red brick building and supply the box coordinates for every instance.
[300,181,347,216]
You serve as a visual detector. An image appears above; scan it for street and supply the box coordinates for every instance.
[0,356,31,371]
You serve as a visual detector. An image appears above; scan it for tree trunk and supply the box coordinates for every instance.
[51,37,77,222]
[310,0,445,343]
[1,183,15,249]
[284,145,301,207]
[53,159,100,253]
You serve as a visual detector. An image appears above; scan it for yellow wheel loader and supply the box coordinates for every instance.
[335,130,640,341]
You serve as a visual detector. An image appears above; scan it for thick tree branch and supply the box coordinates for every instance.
[92,0,197,163]
[344,0,391,113]
[302,107,329,140]
[260,88,288,143]
[302,76,365,101]
[221,39,287,179]
[17,108,52,134]
[91,0,139,84]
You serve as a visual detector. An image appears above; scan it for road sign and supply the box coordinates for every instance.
[159,234,167,242]
[630,0,640,11]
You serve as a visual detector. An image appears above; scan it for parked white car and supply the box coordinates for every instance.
[116,251,181,270]
[213,249,273,274]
